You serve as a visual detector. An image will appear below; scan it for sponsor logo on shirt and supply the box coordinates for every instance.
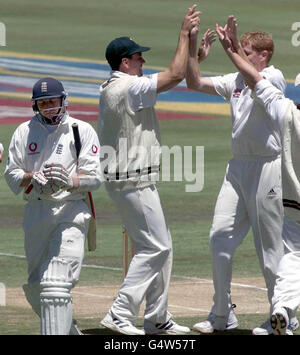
[267,187,277,198]
[232,88,242,98]
[92,145,98,154]
[28,142,40,155]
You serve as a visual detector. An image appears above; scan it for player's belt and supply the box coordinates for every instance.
[104,165,160,181]
[283,198,300,211]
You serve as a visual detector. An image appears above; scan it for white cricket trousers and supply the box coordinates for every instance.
[209,156,284,317]
[272,215,300,313]
[23,199,90,284]
[107,184,173,325]
[22,199,90,334]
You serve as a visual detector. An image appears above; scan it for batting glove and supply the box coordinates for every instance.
[43,163,73,190]
[31,171,60,195]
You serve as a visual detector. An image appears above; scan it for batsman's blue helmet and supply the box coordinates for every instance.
[32,77,66,101]
[32,77,68,125]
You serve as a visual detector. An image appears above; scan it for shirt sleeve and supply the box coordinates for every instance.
[4,127,26,195]
[0,143,3,153]
[128,73,158,112]
[262,67,287,93]
[210,72,238,101]
[77,122,102,188]
[253,79,289,132]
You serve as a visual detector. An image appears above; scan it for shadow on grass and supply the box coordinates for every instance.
[82,328,119,335]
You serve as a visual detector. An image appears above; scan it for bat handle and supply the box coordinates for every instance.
[25,184,33,194]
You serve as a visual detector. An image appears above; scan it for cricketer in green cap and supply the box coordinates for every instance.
[99,4,201,336]
[105,36,150,71]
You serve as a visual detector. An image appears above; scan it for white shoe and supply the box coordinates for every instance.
[271,308,289,335]
[144,319,190,335]
[290,316,299,331]
[253,308,297,335]
[252,319,273,335]
[101,312,145,335]
[193,310,238,334]
[193,320,214,334]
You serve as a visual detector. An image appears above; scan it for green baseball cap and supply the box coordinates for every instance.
[105,36,150,69]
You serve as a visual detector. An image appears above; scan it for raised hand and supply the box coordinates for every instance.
[198,29,216,63]
[216,23,233,52]
[182,4,201,34]
[226,16,239,51]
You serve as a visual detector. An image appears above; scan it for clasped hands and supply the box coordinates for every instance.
[31,163,73,195]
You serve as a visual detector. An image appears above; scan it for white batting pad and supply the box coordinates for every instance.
[40,257,73,335]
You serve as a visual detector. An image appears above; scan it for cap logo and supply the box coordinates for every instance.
[41,82,48,92]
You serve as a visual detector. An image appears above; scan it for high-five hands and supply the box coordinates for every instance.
[216,15,239,53]
[183,4,201,35]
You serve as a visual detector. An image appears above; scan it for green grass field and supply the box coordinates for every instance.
[1,0,300,78]
[1,0,300,336]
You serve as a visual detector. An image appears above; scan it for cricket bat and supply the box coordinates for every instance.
[85,191,97,251]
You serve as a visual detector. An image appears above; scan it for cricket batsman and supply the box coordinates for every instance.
[4,77,101,335]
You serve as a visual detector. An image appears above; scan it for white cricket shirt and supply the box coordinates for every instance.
[211,66,286,157]
[99,71,161,190]
[5,113,101,201]
[254,79,300,223]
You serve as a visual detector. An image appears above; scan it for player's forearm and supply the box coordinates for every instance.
[70,173,101,193]
[186,57,201,91]
[226,49,262,89]
[168,30,190,82]
[235,43,254,67]
[186,34,201,90]
[186,35,216,94]
[157,30,190,93]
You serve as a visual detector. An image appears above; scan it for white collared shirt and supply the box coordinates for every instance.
[98,71,161,190]
[101,71,158,111]
[211,66,286,157]
[5,113,101,201]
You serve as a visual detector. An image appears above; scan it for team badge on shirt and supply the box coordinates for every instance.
[232,88,242,98]
[56,144,63,155]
